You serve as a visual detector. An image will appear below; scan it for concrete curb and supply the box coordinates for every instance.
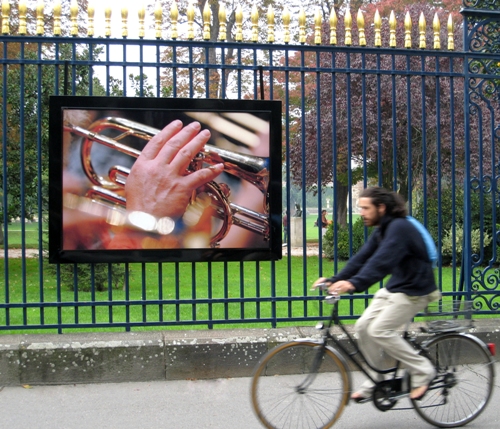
[1,320,499,386]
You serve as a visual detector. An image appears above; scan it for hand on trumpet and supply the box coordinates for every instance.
[125,120,224,221]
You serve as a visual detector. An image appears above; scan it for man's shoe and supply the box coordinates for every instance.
[351,392,371,404]
[410,384,429,401]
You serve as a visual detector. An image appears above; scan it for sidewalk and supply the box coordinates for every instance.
[1,367,499,429]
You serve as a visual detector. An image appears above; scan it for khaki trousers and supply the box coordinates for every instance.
[355,287,441,395]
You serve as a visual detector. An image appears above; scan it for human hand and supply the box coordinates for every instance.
[125,120,224,220]
[312,277,331,290]
[328,280,355,295]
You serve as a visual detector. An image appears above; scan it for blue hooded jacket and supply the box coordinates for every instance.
[326,215,437,296]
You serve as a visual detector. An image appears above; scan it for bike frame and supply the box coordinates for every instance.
[319,296,411,390]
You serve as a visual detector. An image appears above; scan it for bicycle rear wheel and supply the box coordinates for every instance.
[412,333,494,428]
[251,341,350,429]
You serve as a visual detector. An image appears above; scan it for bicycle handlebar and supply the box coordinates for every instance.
[313,282,341,303]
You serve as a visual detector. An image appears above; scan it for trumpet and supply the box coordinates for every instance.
[64,117,270,247]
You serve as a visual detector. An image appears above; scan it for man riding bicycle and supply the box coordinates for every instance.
[313,187,440,402]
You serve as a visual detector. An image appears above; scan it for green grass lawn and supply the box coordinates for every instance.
[1,217,490,335]
[0,253,476,335]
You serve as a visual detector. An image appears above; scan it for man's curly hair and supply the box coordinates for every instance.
[359,187,407,218]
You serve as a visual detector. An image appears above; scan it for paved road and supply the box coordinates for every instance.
[1,365,499,429]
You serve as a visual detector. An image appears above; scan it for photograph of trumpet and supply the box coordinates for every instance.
[60,106,273,254]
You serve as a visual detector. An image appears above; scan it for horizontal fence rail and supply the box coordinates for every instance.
[1,1,499,333]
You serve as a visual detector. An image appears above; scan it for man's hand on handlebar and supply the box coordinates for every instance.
[312,278,355,295]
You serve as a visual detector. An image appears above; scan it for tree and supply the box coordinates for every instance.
[284,0,466,226]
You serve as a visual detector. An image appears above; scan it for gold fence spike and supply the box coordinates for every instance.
[374,9,381,47]
[19,0,28,35]
[283,6,290,44]
[404,11,412,48]
[267,5,275,43]
[36,1,45,36]
[121,6,128,38]
[203,1,211,41]
[170,1,178,40]
[447,14,454,51]
[357,9,365,46]
[299,7,306,45]
[235,4,243,42]
[88,1,95,37]
[187,1,195,40]
[155,1,162,39]
[314,7,321,45]
[105,4,112,37]
[138,2,145,39]
[419,12,426,49]
[2,0,10,35]
[344,8,352,46]
[251,4,258,43]
[219,3,227,41]
[71,0,79,37]
[433,13,440,50]
[389,10,396,48]
[330,7,337,45]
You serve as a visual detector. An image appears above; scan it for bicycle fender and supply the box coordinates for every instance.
[422,332,496,366]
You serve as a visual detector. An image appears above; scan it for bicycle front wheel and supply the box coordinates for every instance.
[412,333,494,428]
[251,341,350,429]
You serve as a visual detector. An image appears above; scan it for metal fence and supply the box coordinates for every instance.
[0,1,499,333]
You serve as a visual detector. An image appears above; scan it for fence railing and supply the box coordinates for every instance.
[1,1,499,333]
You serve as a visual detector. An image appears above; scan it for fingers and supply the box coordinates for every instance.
[184,163,224,190]
[140,120,183,160]
[168,128,212,173]
[140,121,209,169]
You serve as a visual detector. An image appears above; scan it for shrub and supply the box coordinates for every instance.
[323,218,372,260]
[441,225,493,265]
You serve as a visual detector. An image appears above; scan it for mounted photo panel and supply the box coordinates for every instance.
[49,96,282,263]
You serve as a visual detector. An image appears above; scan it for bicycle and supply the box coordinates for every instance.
[251,288,496,429]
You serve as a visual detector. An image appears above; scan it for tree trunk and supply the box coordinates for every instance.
[336,181,349,227]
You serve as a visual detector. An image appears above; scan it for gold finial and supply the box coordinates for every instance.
[330,7,337,45]
[19,0,28,35]
[374,9,381,47]
[104,4,112,38]
[155,1,162,39]
[267,5,275,43]
[344,8,352,46]
[71,0,79,37]
[283,6,290,44]
[88,1,95,37]
[121,6,128,38]
[299,7,306,45]
[389,10,396,48]
[447,13,454,51]
[203,2,211,41]
[235,4,243,42]
[314,7,322,45]
[219,3,227,41]
[419,12,426,49]
[433,13,441,50]
[251,4,258,43]
[187,1,195,40]
[357,9,366,46]
[2,0,10,35]
[404,11,412,48]
[170,1,178,40]
[138,2,145,39]
[36,1,45,36]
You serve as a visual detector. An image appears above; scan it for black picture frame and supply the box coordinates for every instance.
[48,96,282,263]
